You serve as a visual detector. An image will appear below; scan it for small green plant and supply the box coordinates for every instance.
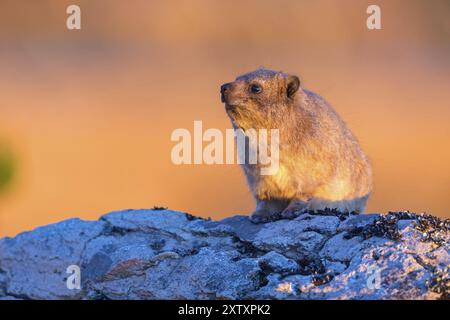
[0,144,14,194]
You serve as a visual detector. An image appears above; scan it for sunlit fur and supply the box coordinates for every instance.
[222,68,372,222]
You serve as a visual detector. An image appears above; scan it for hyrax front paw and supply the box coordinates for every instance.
[280,201,307,220]
[249,209,278,224]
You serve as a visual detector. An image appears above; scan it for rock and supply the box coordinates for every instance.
[0,209,448,300]
[338,214,379,232]
[257,251,299,274]
[319,233,365,262]
[296,214,341,234]
[0,218,105,299]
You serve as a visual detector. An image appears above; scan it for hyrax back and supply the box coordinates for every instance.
[221,68,372,223]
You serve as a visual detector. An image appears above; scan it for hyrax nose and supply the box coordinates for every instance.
[221,83,232,102]
[221,83,231,94]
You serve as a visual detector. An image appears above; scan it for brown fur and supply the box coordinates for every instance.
[221,68,372,223]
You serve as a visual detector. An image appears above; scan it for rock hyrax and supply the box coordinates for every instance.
[220,68,372,223]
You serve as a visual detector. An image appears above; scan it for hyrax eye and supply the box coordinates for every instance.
[249,84,263,94]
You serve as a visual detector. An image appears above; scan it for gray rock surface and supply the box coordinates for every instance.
[0,209,448,300]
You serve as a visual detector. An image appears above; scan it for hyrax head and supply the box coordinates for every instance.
[220,69,300,128]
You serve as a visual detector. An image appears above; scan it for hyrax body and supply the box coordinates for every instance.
[220,69,372,223]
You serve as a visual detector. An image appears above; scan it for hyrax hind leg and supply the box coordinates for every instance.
[250,199,290,224]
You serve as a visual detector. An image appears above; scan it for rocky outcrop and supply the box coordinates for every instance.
[0,208,448,300]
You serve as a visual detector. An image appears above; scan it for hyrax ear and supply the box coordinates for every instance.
[286,75,300,99]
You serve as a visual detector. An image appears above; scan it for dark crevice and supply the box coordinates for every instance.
[297,256,326,275]
[100,219,186,242]
[184,212,210,221]
[4,290,32,300]
[312,272,334,286]
[231,236,268,260]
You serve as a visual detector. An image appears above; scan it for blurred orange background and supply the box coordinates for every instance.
[0,0,449,237]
